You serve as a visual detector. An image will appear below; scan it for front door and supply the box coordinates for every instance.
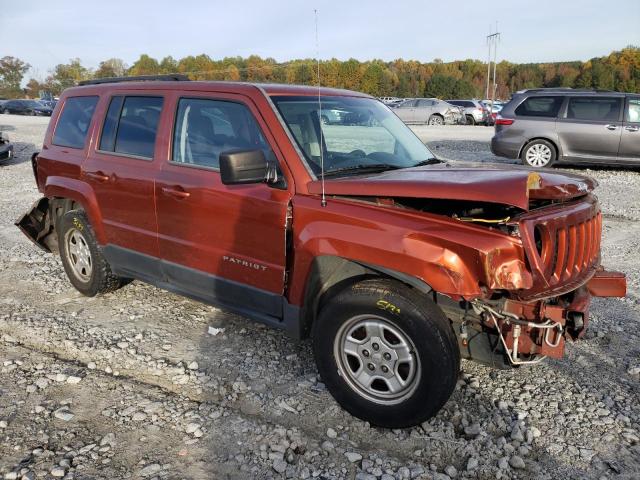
[557,96,623,163]
[619,96,640,162]
[154,93,292,318]
[83,94,164,259]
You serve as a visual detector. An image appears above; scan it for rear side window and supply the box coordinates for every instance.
[99,96,163,158]
[627,98,640,123]
[515,96,564,118]
[417,99,435,107]
[172,98,268,169]
[566,97,622,121]
[52,96,98,149]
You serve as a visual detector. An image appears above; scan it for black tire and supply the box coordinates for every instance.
[2,109,9,115]
[312,278,459,428]
[321,115,329,125]
[465,115,476,126]
[520,139,557,168]
[427,114,444,126]
[57,210,124,296]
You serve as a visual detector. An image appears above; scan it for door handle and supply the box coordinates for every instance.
[85,171,110,182]
[162,186,190,199]
[604,124,618,131]
[624,125,639,132]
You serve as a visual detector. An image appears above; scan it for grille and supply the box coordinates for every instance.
[520,198,601,293]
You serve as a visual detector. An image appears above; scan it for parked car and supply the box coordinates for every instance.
[393,98,464,125]
[492,88,640,168]
[1,99,53,116]
[39,98,58,109]
[0,131,13,162]
[445,99,489,125]
[16,75,625,428]
[379,96,402,106]
[320,107,348,124]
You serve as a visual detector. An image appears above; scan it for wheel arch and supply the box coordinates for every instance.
[43,176,106,244]
[296,255,433,339]
[518,136,561,161]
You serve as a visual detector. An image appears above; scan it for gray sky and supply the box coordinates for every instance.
[2,0,639,80]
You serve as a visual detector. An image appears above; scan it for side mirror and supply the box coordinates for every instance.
[220,149,268,185]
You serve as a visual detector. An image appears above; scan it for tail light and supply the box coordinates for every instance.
[495,117,514,125]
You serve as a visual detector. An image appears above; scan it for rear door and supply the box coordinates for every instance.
[618,96,640,162]
[154,92,292,318]
[416,99,436,123]
[394,100,416,123]
[557,96,623,163]
[83,94,164,262]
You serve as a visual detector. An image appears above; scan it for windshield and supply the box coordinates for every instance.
[271,95,438,177]
[24,100,44,108]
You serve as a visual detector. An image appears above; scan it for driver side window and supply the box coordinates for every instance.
[172,98,269,169]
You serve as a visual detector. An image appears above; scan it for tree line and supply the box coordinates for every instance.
[1,46,638,100]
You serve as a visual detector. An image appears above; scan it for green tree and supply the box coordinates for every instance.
[47,58,91,95]
[0,56,31,98]
[94,58,127,78]
[159,56,178,74]
[128,54,160,76]
[426,74,457,98]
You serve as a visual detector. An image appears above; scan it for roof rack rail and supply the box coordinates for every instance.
[515,87,617,94]
[78,74,190,86]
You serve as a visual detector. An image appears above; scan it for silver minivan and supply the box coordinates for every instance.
[491,88,640,167]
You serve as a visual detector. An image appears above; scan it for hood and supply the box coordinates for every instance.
[307,164,596,210]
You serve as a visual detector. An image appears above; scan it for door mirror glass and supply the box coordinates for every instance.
[220,149,268,185]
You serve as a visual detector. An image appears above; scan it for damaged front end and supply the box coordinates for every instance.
[466,269,625,366]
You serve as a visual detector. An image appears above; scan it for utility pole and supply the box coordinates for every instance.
[486,24,500,114]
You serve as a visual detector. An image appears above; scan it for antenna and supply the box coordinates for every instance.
[315,8,326,208]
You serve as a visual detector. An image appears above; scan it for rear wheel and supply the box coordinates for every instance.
[312,278,460,428]
[58,210,125,296]
[428,115,444,126]
[521,139,556,168]
[2,109,9,115]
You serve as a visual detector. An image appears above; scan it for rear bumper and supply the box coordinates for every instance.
[490,134,522,159]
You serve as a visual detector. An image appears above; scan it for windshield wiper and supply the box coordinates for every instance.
[410,157,443,167]
[323,163,401,177]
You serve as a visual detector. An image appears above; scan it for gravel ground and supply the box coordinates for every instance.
[0,116,639,480]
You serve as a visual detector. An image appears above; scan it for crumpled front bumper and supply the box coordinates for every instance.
[475,268,626,364]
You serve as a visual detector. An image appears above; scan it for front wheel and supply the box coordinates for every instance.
[2,109,9,115]
[465,115,476,126]
[428,115,444,126]
[57,210,125,296]
[312,278,460,428]
[521,139,556,168]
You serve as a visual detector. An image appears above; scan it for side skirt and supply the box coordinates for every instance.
[102,245,302,339]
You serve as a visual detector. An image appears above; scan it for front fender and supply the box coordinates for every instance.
[287,196,528,305]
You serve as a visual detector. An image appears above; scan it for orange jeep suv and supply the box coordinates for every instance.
[17,75,626,428]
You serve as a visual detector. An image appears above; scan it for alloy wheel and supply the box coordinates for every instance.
[334,314,420,405]
[65,228,93,282]
[525,143,553,167]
